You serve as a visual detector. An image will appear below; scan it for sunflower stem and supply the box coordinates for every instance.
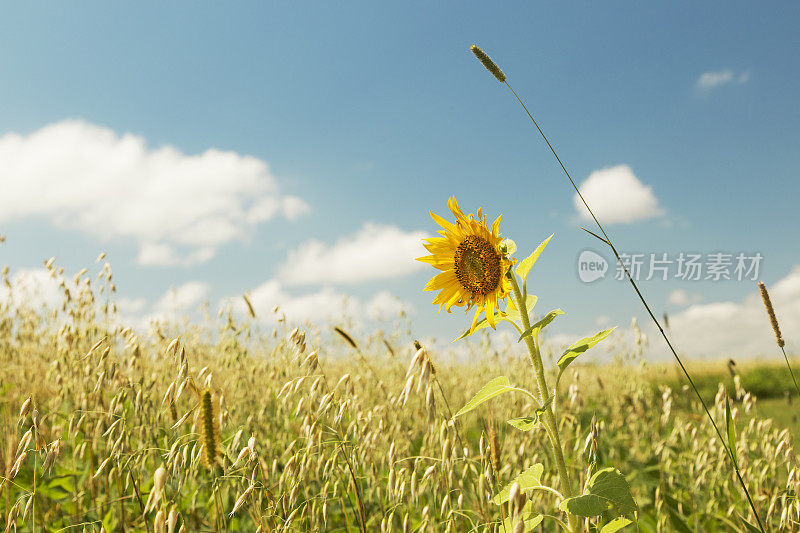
[507,271,580,533]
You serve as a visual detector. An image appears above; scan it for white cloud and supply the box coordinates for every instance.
[737,71,751,84]
[137,243,215,267]
[0,266,108,316]
[666,289,702,307]
[0,268,210,330]
[224,279,411,326]
[152,281,210,315]
[278,223,429,285]
[116,297,147,315]
[0,268,63,310]
[366,291,413,321]
[276,287,358,325]
[696,69,751,91]
[595,315,611,327]
[1,262,408,333]
[0,120,309,266]
[573,165,664,224]
[120,281,211,329]
[650,266,800,358]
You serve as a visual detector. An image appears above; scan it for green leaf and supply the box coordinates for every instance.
[454,377,514,418]
[536,395,554,417]
[500,504,543,533]
[600,517,633,533]
[561,467,636,518]
[492,463,544,505]
[453,295,537,342]
[453,314,493,341]
[102,507,116,532]
[506,396,553,431]
[515,234,554,294]
[506,417,538,431]
[738,515,763,533]
[38,475,75,499]
[587,467,637,516]
[559,494,610,517]
[518,309,563,343]
[665,507,692,533]
[506,294,537,320]
[556,328,616,373]
[453,313,521,342]
[725,393,739,469]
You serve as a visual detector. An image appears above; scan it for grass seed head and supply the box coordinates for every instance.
[154,465,167,493]
[16,429,32,457]
[154,509,166,533]
[232,446,250,468]
[759,281,785,347]
[6,500,20,530]
[42,438,63,474]
[19,396,32,422]
[200,389,220,469]
[333,326,358,349]
[10,451,27,480]
[229,483,254,518]
[167,509,178,533]
[470,44,506,83]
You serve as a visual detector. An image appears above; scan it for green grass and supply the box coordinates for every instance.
[755,397,800,433]
[647,359,800,403]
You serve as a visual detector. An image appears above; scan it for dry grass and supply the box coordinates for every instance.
[0,261,798,531]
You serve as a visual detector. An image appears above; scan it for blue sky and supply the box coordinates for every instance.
[1,2,799,358]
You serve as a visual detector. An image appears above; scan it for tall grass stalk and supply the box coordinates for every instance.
[759,281,800,398]
[469,43,766,532]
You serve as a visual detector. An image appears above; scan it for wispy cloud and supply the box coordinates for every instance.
[150,281,211,320]
[222,279,412,326]
[0,263,412,332]
[649,266,800,358]
[278,223,429,285]
[0,120,309,267]
[666,289,702,307]
[696,69,751,91]
[0,268,64,310]
[573,165,664,225]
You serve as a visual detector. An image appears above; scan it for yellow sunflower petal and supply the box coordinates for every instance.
[417,255,454,271]
[444,290,464,312]
[491,214,502,237]
[448,197,471,227]
[424,270,457,291]
[469,308,481,333]
[430,210,459,235]
[485,296,497,329]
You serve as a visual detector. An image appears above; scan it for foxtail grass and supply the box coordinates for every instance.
[759,281,800,398]
[200,390,220,470]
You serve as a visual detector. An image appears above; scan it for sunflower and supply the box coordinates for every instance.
[417,197,515,332]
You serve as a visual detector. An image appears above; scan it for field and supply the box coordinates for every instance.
[0,263,798,532]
